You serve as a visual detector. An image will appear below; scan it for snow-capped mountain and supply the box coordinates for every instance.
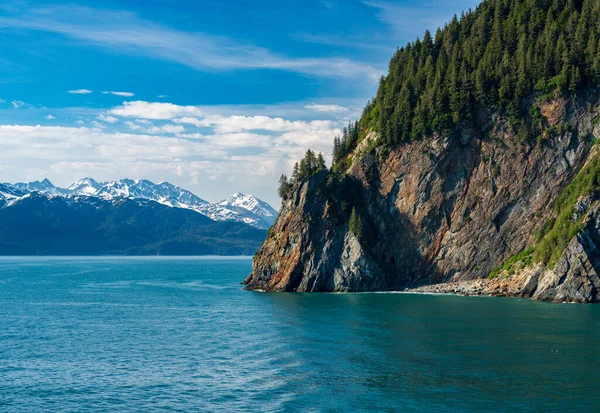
[67,177,102,195]
[0,193,265,255]
[1,178,277,229]
[216,193,277,227]
[0,183,25,208]
[93,179,210,210]
[13,179,67,196]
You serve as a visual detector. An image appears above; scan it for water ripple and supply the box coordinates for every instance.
[0,257,599,412]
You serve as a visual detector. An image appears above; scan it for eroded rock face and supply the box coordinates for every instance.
[331,233,386,292]
[406,203,600,303]
[533,205,600,303]
[245,91,600,300]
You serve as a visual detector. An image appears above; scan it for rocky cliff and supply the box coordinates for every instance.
[406,195,600,303]
[244,90,600,301]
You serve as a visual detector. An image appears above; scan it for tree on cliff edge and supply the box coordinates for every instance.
[278,174,290,199]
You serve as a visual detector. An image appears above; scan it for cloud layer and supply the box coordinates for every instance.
[0,100,344,205]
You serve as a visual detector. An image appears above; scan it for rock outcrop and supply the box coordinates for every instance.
[244,91,600,301]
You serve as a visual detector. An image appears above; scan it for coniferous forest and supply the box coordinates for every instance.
[279,0,600,199]
[366,0,600,148]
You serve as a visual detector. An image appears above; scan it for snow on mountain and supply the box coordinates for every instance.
[94,179,210,209]
[0,183,25,208]
[196,203,258,227]
[214,193,277,228]
[0,178,277,229]
[13,178,67,196]
[67,177,102,195]
[219,192,277,220]
[0,183,22,198]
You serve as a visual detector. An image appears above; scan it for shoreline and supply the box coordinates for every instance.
[402,277,590,303]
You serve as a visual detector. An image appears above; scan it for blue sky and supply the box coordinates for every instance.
[0,0,480,206]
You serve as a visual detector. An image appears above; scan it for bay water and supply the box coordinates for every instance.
[1,257,599,412]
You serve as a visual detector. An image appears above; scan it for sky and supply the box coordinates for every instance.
[0,0,480,206]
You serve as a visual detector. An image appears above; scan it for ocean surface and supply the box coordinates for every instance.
[1,257,599,412]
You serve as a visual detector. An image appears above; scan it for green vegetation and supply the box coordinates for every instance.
[278,149,327,199]
[280,0,600,258]
[363,0,600,149]
[533,155,600,266]
[544,124,571,139]
[488,247,534,279]
[491,155,600,276]
[332,121,360,165]
[348,207,363,240]
[593,114,600,127]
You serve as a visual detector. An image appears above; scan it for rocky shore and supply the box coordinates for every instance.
[404,277,535,300]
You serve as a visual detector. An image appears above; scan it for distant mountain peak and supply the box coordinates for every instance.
[13,179,64,196]
[216,192,277,228]
[67,177,102,194]
[2,177,277,229]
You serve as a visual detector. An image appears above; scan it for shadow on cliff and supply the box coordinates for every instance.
[346,157,432,290]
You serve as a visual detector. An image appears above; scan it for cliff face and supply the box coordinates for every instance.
[406,196,600,303]
[244,90,600,299]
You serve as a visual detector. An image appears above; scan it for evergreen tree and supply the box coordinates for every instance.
[291,162,299,183]
[360,0,600,149]
[317,152,326,171]
[278,175,290,199]
[332,136,341,164]
[349,207,363,239]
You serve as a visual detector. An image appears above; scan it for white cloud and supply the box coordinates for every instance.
[122,120,183,134]
[11,100,31,108]
[124,120,142,130]
[147,124,185,134]
[304,103,348,113]
[175,114,337,134]
[68,89,93,94]
[45,114,56,120]
[111,101,203,119]
[97,114,119,123]
[0,101,344,205]
[102,91,135,97]
[0,125,222,162]
[174,117,204,127]
[291,33,392,52]
[0,5,381,81]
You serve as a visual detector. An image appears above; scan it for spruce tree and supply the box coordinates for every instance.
[278,175,290,199]
[316,152,326,171]
[349,207,363,240]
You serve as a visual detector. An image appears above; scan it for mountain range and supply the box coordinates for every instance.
[3,178,277,229]
[0,192,265,255]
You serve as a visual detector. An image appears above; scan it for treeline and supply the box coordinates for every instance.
[278,149,326,199]
[365,0,600,147]
[281,0,600,196]
[332,121,360,165]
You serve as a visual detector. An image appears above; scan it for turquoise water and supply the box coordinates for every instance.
[1,257,599,412]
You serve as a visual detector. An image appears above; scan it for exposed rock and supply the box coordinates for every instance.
[332,233,386,292]
[245,91,600,302]
[532,205,600,303]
